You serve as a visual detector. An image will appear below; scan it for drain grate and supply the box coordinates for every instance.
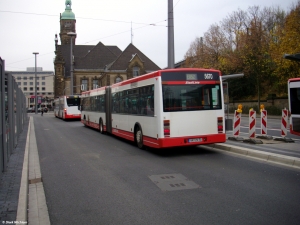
[149,173,199,191]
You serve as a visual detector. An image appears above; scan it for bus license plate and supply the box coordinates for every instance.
[189,138,202,143]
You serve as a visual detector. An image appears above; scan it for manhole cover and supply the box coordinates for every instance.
[149,173,200,191]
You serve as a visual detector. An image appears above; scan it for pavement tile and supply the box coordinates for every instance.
[0,118,29,224]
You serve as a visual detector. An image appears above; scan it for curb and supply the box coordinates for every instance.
[16,118,30,222]
[16,117,51,224]
[208,143,300,169]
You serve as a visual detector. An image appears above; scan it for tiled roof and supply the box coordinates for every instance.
[55,42,159,77]
[108,43,161,71]
[57,42,121,77]
[75,42,121,69]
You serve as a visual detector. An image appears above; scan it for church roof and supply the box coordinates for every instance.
[108,43,160,71]
[56,43,122,77]
[75,42,121,69]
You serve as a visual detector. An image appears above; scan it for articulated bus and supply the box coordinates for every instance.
[288,78,300,136]
[80,68,226,149]
[54,95,81,120]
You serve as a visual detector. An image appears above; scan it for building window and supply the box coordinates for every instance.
[42,77,45,80]
[17,82,21,85]
[23,87,27,91]
[42,87,45,91]
[37,87,39,91]
[81,79,88,91]
[30,77,33,80]
[37,82,39,85]
[92,79,98,89]
[17,77,21,80]
[23,82,27,85]
[115,77,122,83]
[23,77,27,80]
[133,67,140,77]
[30,87,33,91]
[42,82,45,85]
[30,82,33,85]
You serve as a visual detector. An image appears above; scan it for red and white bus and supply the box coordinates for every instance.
[80,68,226,148]
[288,78,300,136]
[54,95,81,120]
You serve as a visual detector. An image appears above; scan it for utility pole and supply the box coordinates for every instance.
[33,52,39,114]
[168,0,175,69]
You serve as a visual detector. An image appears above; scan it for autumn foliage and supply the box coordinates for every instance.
[184,1,300,100]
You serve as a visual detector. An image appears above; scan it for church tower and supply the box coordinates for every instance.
[59,0,76,45]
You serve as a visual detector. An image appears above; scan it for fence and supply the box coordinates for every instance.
[0,58,27,176]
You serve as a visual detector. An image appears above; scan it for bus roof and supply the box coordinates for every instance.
[81,68,222,94]
[111,68,222,88]
[288,78,300,82]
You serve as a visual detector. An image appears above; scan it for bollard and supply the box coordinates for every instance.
[249,109,256,138]
[281,109,288,137]
[228,105,243,141]
[233,110,241,137]
[261,110,267,136]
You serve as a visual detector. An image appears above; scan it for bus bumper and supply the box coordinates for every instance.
[144,133,226,148]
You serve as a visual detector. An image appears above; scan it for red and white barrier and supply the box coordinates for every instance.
[249,109,256,138]
[281,109,288,137]
[233,110,241,137]
[261,110,267,136]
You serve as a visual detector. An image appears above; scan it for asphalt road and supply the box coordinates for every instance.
[33,113,300,225]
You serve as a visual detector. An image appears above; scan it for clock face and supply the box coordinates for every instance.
[64,22,70,28]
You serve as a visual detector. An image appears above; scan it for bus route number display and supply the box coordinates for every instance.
[186,74,197,80]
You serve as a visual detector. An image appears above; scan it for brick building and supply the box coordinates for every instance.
[54,0,160,97]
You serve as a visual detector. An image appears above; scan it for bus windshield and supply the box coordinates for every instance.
[67,98,80,107]
[162,84,222,112]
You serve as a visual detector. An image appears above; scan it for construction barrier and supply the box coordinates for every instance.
[249,109,256,138]
[261,110,267,136]
[233,110,241,137]
[281,109,288,137]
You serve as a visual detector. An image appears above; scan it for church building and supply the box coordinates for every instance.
[54,0,161,97]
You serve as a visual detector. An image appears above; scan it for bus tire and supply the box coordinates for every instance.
[135,125,144,149]
[99,119,105,134]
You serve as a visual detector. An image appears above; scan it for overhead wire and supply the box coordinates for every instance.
[1,0,184,67]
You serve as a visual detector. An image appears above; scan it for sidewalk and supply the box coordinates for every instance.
[0,117,50,225]
[0,118,28,223]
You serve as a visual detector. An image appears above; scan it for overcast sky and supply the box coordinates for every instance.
[0,0,296,71]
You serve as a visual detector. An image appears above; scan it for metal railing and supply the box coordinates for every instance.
[1,58,27,175]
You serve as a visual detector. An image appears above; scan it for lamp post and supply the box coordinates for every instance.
[33,52,39,114]
[67,32,76,95]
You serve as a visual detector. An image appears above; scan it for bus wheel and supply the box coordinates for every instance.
[99,119,105,134]
[135,126,144,149]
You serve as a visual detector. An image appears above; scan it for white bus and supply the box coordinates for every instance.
[54,95,81,120]
[288,78,300,136]
[80,68,226,149]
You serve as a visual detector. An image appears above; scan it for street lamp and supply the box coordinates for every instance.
[67,32,76,95]
[33,52,39,114]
